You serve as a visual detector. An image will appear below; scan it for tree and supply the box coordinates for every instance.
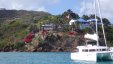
[102,18,111,26]
[62,9,79,19]
[70,12,79,19]
[67,9,73,14]
[82,15,89,20]
[89,14,100,20]
[29,24,39,33]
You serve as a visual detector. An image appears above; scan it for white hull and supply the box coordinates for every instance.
[71,51,113,62]
[71,52,97,61]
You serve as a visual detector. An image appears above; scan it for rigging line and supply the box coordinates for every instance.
[97,0,107,47]
[94,0,99,46]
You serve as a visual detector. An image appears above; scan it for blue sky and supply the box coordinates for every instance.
[0,0,113,23]
[45,0,82,15]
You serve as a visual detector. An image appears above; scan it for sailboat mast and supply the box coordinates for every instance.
[94,0,99,46]
[97,0,107,47]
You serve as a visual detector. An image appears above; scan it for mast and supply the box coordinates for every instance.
[94,0,99,46]
[97,0,107,47]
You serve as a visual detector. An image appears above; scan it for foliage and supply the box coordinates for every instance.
[82,15,89,20]
[82,27,93,34]
[0,38,9,50]
[13,42,26,51]
[105,26,113,44]
[62,9,79,19]
[102,18,111,26]
[29,24,39,33]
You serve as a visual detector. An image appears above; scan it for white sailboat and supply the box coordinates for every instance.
[71,0,113,62]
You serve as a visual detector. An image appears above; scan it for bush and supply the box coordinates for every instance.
[0,39,9,50]
[13,42,25,51]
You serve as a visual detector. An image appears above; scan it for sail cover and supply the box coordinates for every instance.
[84,33,98,41]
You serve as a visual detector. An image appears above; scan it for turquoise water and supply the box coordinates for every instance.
[0,52,113,64]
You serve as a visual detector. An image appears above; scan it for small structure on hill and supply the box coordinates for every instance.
[69,18,90,29]
[69,19,77,25]
[41,23,57,31]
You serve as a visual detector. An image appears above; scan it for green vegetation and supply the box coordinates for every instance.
[0,9,113,52]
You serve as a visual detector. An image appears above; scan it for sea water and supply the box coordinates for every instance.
[0,52,113,64]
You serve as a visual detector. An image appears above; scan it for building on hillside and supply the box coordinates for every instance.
[78,18,90,29]
[69,18,99,30]
[69,18,90,29]
[41,23,57,31]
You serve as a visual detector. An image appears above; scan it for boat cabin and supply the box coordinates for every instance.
[77,45,109,52]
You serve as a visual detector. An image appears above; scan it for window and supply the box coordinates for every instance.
[97,49,100,51]
[82,49,88,52]
[102,49,107,51]
[89,49,96,52]
[97,48,107,51]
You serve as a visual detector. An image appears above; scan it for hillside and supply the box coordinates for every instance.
[0,10,50,24]
[0,9,113,52]
[0,9,51,51]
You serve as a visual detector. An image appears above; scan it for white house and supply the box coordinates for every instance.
[69,19,77,25]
